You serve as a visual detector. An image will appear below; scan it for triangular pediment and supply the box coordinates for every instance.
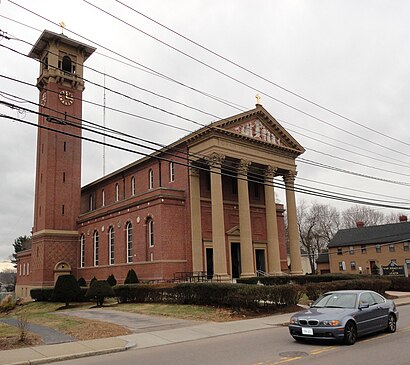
[226,225,240,236]
[213,105,305,154]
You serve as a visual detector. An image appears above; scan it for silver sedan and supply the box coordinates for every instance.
[288,290,398,345]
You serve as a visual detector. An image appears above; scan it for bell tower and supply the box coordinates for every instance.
[28,30,95,287]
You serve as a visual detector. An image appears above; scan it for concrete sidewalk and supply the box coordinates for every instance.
[1,293,409,365]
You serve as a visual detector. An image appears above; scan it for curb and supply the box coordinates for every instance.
[4,347,127,365]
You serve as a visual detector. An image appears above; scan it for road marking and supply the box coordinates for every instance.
[310,346,336,355]
[257,328,410,365]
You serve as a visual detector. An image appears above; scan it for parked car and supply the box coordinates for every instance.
[288,290,398,345]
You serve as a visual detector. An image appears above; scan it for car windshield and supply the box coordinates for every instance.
[311,293,357,309]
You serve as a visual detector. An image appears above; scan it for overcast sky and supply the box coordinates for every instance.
[1,0,410,260]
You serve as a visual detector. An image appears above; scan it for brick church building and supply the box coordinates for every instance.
[15,30,304,297]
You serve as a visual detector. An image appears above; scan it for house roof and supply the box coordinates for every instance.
[328,221,410,248]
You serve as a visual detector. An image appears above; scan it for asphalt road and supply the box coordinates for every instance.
[50,305,410,365]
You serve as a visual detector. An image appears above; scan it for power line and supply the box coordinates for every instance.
[3,70,410,192]
[90,0,410,150]
[2,98,410,211]
[4,3,410,161]
[113,0,410,151]
[3,38,410,183]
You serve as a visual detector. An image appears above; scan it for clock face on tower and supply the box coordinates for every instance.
[59,90,74,106]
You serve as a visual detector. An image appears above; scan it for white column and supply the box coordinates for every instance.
[265,166,282,275]
[237,159,254,277]
[189,165,202,272]
[208,153,230,281]
[284,172,303,274]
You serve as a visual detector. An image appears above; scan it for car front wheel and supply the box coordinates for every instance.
[386,314,397,333]
[343,321,357,345]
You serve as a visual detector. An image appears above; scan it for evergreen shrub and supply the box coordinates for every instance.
[107,274,117,286]
[77,277,87,287]
[52,275,82,307]
[30,288,54,301]
[86,280,115,306]
[124,269,139,284]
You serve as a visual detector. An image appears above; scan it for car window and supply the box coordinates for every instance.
[360,292,376,306]
[370,292,385,305]
[312,293,357,308]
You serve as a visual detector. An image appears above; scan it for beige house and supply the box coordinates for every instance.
[328,217,410,276]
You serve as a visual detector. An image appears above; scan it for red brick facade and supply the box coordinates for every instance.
[16,30,303,297]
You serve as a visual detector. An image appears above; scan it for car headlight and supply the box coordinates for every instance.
[321,320,341,327]
[289,318,298,325]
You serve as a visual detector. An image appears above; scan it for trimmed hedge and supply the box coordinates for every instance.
[386,277,410,292]
[30,287,87,302]
[114,283,302,311]
[305,279,391,301]
[31,288,54,301]
[237,274,371,286]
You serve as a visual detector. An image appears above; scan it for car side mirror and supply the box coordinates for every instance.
[359,302,370,310]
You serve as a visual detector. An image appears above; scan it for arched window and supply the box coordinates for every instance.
[61,55,72,73]
[80,234,85,268]
[131,176,136,196]
[126,222,133,263]
[148,169,154,190]
[147,218,154,247]
[89,194,93,211]
[109,227,115,265]
[93,231,99,266]
[115,183,119,201]
[102,189,105,207]
[169,161,175,182]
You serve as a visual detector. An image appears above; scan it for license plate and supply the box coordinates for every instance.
[302,327,313,335]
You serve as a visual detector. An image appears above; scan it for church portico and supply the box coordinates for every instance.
[189,147,302,280]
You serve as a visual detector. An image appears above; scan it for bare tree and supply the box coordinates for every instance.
[297,201,340,274]
[341,205,387,228]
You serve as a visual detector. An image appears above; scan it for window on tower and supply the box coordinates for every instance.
[61,55,72,73]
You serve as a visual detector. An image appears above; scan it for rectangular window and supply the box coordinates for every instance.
[361,245,367,254]
[127,223,133,263]
[109,228,115,265]
[404,242,409,252]
[94,233,99,266]
[80,235,85,268]
[115,183,119,201]
[350,261,356,270]
[389,244,395,252]
[231,177,237,195]
[337,248,343,255]
[375,244,381,253]
[169,161,175,182]
[62,205,65,215]
[349,246,354,255]
[339,261,346,271]
[254,183,260,198]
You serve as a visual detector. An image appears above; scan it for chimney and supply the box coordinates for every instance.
[356,221,365,228]
[399,215,407,222]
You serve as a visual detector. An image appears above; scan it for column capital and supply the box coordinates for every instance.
[283,171,297,184]
[237,159,251,174]
[206,152,225,167]
[189,164,200,177]
[265,166,277,179]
